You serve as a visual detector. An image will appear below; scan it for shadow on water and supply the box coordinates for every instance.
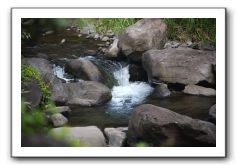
[22,28,216,130]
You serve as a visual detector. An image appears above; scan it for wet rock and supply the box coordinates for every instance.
[47,106,71,117]
[208,104,216,124]
[42,30,54,36]
[152,83,171,99]
[94,33,100,40]
[65,58,103,82]
[105,39,119,58]
[164,41,181,49]
[50,113,68,127]
[142,48,216,85]
[128,104,216,147]
[80,28,90,35]
[78,34,82,37]
[101,36,110,42]
[21,80,42,110]
[104,127,128,147]
[183,85,216,96]
[118,18,167,62]
[65,81,112,106]
[49,126,106,147]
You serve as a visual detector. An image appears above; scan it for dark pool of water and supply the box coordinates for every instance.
[68,92,216,129]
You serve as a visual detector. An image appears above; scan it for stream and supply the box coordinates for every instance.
[22,30,216,129]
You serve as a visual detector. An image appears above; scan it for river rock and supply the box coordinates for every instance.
[21,80,42,110]
[49,126,106,147]
[101,36,110,42]
[65,81,112,106]
[104,127,128,147]
[105,39,119,58]
[50,113,68,127]
[142,47,216,85]
[164,41,181,49]
[128,104,216,147]
[152,83,171,99]
[65,58,103,83]
[22,58,68,104]
[183,85,216,96]
[208,104,216,124]
[118,18,167,62]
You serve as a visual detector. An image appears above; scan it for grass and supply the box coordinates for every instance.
[164,18,216,44]
[74,18,137,35]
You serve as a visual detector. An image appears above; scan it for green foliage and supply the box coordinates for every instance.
[135,142,149,147]
[164,18,216,44]
[21,101,49,135]
[94,18,137,34]
[21,31,31,40]
[74,18,137,35]
[21,65,51,107]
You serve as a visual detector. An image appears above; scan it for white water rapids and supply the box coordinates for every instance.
[52,57,153,115]
[108,65,153,113]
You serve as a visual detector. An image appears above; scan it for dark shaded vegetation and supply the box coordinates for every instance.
[164,18,216,44]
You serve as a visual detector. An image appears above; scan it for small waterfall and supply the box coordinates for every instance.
[52,64,74,82]
[108,64,154,114]
[52,56,154,116]
[113,66,130,86]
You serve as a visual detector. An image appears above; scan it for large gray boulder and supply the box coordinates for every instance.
[142,48,216,85]
[65,81,112,106]
[118,18,167,62]
[65,58,103,83]
[128,104,216,147]
[49,126,106,147]
[104,127,128,147]
[183,84,216,96]
[22,58,68,104]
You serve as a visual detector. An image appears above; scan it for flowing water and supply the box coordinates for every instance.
[52,57,215,129]
[23,30,215,129]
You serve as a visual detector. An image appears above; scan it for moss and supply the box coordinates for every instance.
[21,65,51,108]
[96,64,118,88]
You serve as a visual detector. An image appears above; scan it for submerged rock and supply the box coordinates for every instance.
[183,85,216,96]
[118,18,167,62]
[49,126,106,147]
[152,83,171,99]
[142,48,216,85]
[104,127,128,147]
[128,104,216,147]
[65,58,103,83]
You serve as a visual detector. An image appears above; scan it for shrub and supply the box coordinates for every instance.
[21,65,51,108]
